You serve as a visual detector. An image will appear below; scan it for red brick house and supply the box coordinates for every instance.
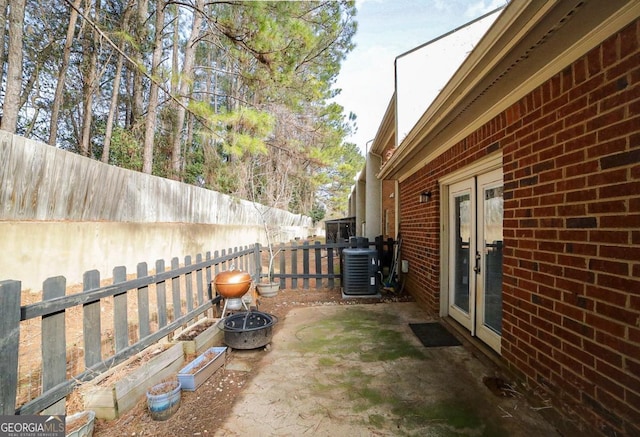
[361,1,640,435]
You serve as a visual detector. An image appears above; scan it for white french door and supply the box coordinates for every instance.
[448,169,503,353]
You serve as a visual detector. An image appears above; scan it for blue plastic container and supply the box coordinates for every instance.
[146,380,181,421]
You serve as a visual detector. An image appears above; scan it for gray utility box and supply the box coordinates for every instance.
[342,248,379,295]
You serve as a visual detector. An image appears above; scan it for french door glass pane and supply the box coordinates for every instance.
[483,186,503,334]
[454,193,471,313]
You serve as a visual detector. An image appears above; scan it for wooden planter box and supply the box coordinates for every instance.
[172,318,223,356]
[177,347,227,391]
[81,342,185,420]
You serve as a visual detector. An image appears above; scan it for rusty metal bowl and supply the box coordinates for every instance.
[214,270,252,298]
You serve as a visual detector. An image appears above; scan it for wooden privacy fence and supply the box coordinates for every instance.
[0,238,394,416]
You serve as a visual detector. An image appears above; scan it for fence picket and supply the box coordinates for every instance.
[205,251,212,293]
[315,241,322,288]
[41,276,66,415]
[0,280,21,415]
[83,270,102,368]
[113,266,128,353]
[206,252,216,316]
[303,242,310,289]
[185,256,193,312]
[233,247,238,270]
[156,260,167,328]
[195,254,204,307]
[137,263,150,340]
[327,246,335,288]
[171,257,181,320]
[278,243,285,288]
[242,246,248,272]
[291,242,298,289]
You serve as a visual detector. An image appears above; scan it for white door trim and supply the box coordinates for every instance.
[439,152,502,317]
[439,154,503,354]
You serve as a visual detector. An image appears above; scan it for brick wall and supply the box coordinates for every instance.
[399,19,640,436]
[501,19,640,436]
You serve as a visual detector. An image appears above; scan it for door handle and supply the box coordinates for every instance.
[473,251,481,274]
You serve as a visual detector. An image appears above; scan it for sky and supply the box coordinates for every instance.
[332,0,507,154]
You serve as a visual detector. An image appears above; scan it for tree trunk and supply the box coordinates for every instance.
[167,3,180,172]
[101,51,124,163]
[49,0,82,146]
[170,0,203,179]
[171,4,179,96]
[79,0,101,157]
[102,2,134,163]
[0,0,8,70]
[131,0,148,127]
[142,0,165,174]
[1,0,25,133]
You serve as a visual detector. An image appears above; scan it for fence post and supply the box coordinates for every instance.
[41,276,67,415]
[0,280,21,415]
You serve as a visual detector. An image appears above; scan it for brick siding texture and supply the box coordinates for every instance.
[399,19,640,436]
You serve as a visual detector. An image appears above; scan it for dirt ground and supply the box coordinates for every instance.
[92,288,412,437]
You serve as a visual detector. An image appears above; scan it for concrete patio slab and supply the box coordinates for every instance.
[215,302,559,436]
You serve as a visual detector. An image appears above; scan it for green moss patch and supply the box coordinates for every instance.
[292,307,425,362]
[290,307,510,435]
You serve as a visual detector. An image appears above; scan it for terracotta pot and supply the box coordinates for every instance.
[214,270,252,298]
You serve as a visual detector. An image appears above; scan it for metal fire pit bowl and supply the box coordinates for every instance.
[221,310,278,350]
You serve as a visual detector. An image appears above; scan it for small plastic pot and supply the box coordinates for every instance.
[146,380,181,421]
